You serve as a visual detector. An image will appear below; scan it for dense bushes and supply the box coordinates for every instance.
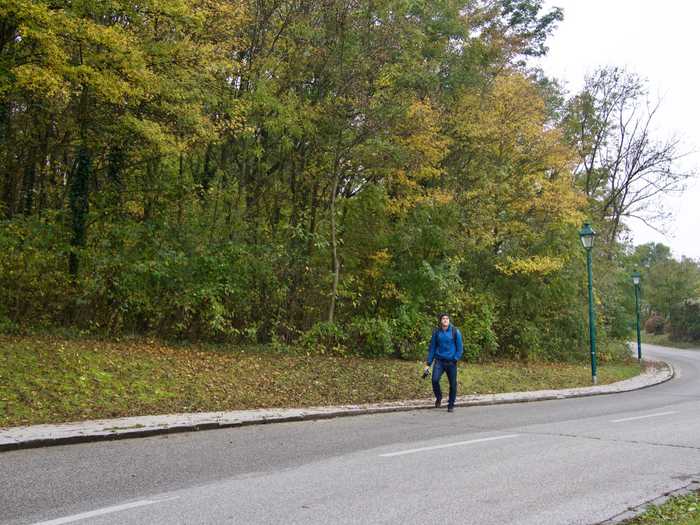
[0,217,601,362]
[669,300,700,342]
[300,322,347,354]
[0,212,640,363]
[388,306,434,360]
[0,217,73,330]
[0,219,287,340]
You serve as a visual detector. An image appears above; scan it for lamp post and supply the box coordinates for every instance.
[632,270,642,362]
[579,222,597,384]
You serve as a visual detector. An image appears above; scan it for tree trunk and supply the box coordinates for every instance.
[201,143,214,199]
[177,151,184,229]
[68,146,91,278]
[1,101,17,218]
[21,156,36,215]
[328,170,341,323]
[35,124,51,213]
[107,146,124,214]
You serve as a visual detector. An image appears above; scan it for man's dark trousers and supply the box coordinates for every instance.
[432,358,457,408]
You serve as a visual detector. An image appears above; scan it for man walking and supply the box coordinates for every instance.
[424,313,463,412]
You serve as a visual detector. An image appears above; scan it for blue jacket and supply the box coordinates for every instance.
[426,325,463,365]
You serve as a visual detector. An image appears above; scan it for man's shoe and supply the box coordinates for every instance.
[435,399,442,408]
[447,406,454,413]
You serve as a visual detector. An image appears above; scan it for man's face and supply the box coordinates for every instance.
[440,315,450,329]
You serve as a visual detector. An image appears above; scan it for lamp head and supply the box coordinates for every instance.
[579,222,596,250]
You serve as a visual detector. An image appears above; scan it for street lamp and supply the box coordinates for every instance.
[579,222,597,384]
[632,270,642,362]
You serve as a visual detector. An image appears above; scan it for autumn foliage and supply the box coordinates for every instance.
[0,1,662,360]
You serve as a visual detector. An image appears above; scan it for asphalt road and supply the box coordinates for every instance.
[2,344,700,525]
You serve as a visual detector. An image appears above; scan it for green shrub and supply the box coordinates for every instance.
[0,216,73,328]
[507,321,544,361]
[0,316,20,335]
[597,339,633,363]
[460,300,498,362]
[348,317,393,357]
[74,226,285,341]
[300,321,347,354]
[389,306,433,360]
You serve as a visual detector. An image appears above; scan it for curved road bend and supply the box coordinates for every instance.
[2,344,700,525]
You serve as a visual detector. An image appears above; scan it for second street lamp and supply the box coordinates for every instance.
[632,270,642,362]
[579,222,597,384]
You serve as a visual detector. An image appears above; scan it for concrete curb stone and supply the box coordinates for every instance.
[0,360,673,452]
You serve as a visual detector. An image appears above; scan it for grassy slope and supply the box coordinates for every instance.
[0,336,641,427]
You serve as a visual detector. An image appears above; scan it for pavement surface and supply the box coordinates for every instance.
[0,358,672,452]
[2,344,699,525]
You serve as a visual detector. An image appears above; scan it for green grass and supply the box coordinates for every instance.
[0,336,642,428]
[623,490,700,525]
[641,333,700,350]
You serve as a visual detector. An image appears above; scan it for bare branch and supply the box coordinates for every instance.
[565,66,696,246]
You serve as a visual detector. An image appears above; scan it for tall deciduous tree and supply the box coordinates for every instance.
[564,66,694,249]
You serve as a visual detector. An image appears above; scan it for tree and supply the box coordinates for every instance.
[564,66,694,249]
[463,0,563,67]
[646,257,700,320]
[0,0,246,275]
[628,243,700,320]
[446,72,584,359]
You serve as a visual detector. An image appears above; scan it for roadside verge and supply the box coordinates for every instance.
[0,360,673,452]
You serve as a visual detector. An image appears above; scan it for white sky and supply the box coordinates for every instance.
[535,0,700,260]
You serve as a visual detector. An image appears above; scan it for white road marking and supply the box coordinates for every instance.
[31,497,178,525]
[380,434,520,457]
[611,411,678,423]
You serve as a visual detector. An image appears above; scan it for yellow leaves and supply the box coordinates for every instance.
[5,0,239,153]
[380,282,403,301]
[195,0,250,54]
[124,200,145,220]
[369,249,392,266]
[3,3,68,102]
[450,71,583,255]
[535,177,587,226]
[375,62,403,91]
[398,100,451,178]
[66,17,132,54]
[121,115,177,153]
[12,64,68,101]
[454,73,567,166]
[364,249,392,279]
[431,190,456,205]
[69,65,133,104]
[385,98,451,215]
[5,0,157,117]
[213,102,247,136]
[496,255,565,277]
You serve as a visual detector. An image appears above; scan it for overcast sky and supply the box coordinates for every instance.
[535,0,700,260]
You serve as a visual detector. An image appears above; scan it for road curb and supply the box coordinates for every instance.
[0,360,674,452]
